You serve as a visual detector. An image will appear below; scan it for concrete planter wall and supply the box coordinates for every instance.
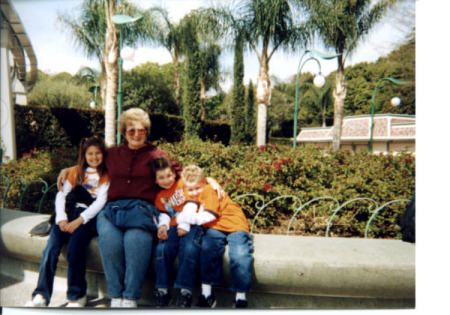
[0,208,415,308]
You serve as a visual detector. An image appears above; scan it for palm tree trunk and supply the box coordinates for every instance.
[332,56,346,151]
[200,77,206,121]
[103,0,119,148]
[255,55,271,146]
[173,51,181,110]
[100,60,107,110]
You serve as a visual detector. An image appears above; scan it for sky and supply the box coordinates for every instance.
[10,0,414,91]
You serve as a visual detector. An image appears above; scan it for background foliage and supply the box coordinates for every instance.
[13,105,231,158]
[2,139,415,238]
[157,139,415,238]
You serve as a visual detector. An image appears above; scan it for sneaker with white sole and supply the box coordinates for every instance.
[66,295,87,307]
[25,294,47,307]
[110,298,123,308]
[121,298,137,308]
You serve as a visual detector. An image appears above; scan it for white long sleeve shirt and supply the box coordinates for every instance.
[54,167,109,224]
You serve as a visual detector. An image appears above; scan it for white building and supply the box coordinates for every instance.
[296,114,415,155]
[1,0,37,162]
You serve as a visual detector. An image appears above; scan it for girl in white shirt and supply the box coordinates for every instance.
[26,136,109,308]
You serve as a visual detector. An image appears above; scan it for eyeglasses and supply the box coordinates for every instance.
[126,128,146,136]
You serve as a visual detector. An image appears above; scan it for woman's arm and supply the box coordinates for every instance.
[206,177,225,200]
[57,167,74,191]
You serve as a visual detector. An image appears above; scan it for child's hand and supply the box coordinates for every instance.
[58,220,69,232]
[177,227,188,237]
[66,217,84,234]
[158,226,168,240]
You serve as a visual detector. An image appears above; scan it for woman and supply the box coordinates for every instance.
[95,107,182,308]
[57,108,220,308]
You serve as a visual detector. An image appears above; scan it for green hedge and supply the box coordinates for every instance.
[157,139,415,238]
[2,139,415,238]
[14,105,230,157]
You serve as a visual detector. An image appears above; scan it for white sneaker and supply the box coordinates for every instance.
[25,294,47,307]
[121,298,137,308]
[110,298,123,308]
[66,295,87,307]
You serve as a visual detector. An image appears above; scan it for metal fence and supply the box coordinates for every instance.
[1,175,410,238]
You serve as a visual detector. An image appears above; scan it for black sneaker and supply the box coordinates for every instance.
[235,299,248,308]
[154,290,170,307]
[176,292,192,308]
[196,294,216,308]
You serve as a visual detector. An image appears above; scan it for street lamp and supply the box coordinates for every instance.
[112,14,142,145]
[293,49,340,148]
[89,85,99,108]
[368,77,409,154]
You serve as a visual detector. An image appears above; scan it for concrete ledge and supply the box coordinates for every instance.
[0,208,415,308]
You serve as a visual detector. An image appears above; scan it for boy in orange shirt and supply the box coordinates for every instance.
[177,165,254,308]
[151,157,203,308]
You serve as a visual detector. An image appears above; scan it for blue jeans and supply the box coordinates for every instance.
[155,225,203,291]
[96,210,154,299]
[200,229,253,292]
[32,214,97,304]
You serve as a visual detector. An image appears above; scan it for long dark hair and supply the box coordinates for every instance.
[76,136,107,184]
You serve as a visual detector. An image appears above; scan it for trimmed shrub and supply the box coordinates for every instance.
[2,140,414,238]
[14,105,230,157]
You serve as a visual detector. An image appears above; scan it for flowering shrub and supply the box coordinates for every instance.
[1,147,78,212]
[2,140,415,238]
[158,139,415,238]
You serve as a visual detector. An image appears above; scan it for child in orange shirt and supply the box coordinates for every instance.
[151,157,203,308]
[177,165,254,308]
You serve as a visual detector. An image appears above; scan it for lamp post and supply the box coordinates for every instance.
[368,77,409,154]
[89,85,99,108]
[293,49,340,148]
[112,14,142,145]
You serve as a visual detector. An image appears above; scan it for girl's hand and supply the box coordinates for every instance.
[157,226,168,240]
[177,227,188,237]
[206,177,225,200]
[57,167,71,191]
[66,217,84,234]
[58,220,69,232]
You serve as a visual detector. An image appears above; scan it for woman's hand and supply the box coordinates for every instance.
[66,217,84,234]
[177,227,188,237]
[157,226,168,240]
[206,177,225,200]
[57,167,71,191]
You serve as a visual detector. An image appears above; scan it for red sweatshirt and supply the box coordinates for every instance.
[105,142,182,204]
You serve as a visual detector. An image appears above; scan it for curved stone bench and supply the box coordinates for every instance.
[0,208,415,308]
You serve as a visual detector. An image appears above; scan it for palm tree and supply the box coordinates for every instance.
[297,0,400,151]
[73,66,100,107]
[189,9,223,121]
[59,0,154,146]
[213,0,310,146]
[299,78,333,127]
[148,7,184,107]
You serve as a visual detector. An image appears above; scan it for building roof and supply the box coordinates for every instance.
[297,114,415,143]
[1,0,37,90]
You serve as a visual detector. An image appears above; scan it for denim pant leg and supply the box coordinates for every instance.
[96,211,126,298]
[200,228,227,286]
[66,219,97,301]
[227,231,254,292]
[122,227,154,299]
[155,227,180,289]
[33,224,69,304]
[175,225,203,291]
